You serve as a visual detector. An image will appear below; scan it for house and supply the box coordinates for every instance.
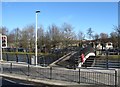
[96,43,102,50]
[106,42,113,49]
[96,42,113,50]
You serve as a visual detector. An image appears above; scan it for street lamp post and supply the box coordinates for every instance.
[35,10,40,66]
[0,34,2,61]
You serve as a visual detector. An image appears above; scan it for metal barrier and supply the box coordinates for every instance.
[1,63,118,86]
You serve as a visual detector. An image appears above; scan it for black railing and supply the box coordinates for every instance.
[1,62,118,86]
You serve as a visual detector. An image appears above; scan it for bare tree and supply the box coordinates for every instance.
[0,26,8,35]
[78,30,85,47]
[37,26,45,52]
[48,24,61,49]
[100,32,108,49]
[87,28,94,40]
[78,30,85,40]
[62,23,75,47]
[7,33,15,47]
[114,25,120,48]
[94,33,99,41]
[20,25,35,51]
[100,33,108,41]
[45,30,52,52]
[110,31,118,48]
[9,27,21,49]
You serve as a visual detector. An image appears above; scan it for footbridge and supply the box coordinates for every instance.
[78,46,96,67]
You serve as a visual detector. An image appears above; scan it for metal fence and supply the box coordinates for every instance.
[2,51,69,66]
[1,62,118,86]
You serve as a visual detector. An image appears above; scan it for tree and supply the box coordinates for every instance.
[100,32,108,49]
[100,33,108,42]
[9,27,21,49]
[94,33,99,41]
[45,30,52,52]
[62,23,75,47]
[0,26,8,35]
[114,25,120,48]
[77,30,85,47]
[37,26,46,52]
[20,25,35,51]
[110,32,118,48]
[87,28,94,40]
[78,30,85,40]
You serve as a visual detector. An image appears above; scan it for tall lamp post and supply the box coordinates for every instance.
[0,34,2,61]
[35,10,40,66]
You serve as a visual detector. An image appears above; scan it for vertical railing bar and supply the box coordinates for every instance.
[50,67,52,79]
[10,62,12,73]
[27,64,30,76]
[115,70,117,87]
[79,68,80,84]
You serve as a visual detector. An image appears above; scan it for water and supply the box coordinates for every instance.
[94,59,120,68]
[2,53,58,66]
[2,53,120,68]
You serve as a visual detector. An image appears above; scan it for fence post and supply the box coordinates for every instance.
[10,63,12,73]
[16,53,18,62]
[6,53,8,61]
[79,68,80,84]
[115,69,117,87]
[106,50,109,69]
[27,64,30,76]
[26,53,29,64]
[1,63,3,74]
[50,67,52,79]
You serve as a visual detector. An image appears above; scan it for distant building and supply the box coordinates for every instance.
[105,42,113,49]
[96,43,102,50]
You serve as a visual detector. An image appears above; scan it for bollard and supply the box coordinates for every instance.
[10,63,12,73]
[50,67,52,79]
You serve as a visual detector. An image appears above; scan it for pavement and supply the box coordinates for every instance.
[1,73,81,86]
[1,76,115,87]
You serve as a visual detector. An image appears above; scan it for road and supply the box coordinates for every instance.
[1,77,65,87]
[2,77,34,87]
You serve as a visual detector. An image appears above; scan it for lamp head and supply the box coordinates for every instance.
[36,10,40,13]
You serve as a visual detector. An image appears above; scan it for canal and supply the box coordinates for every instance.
[2,53,61,67]
[2,53,120,68]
